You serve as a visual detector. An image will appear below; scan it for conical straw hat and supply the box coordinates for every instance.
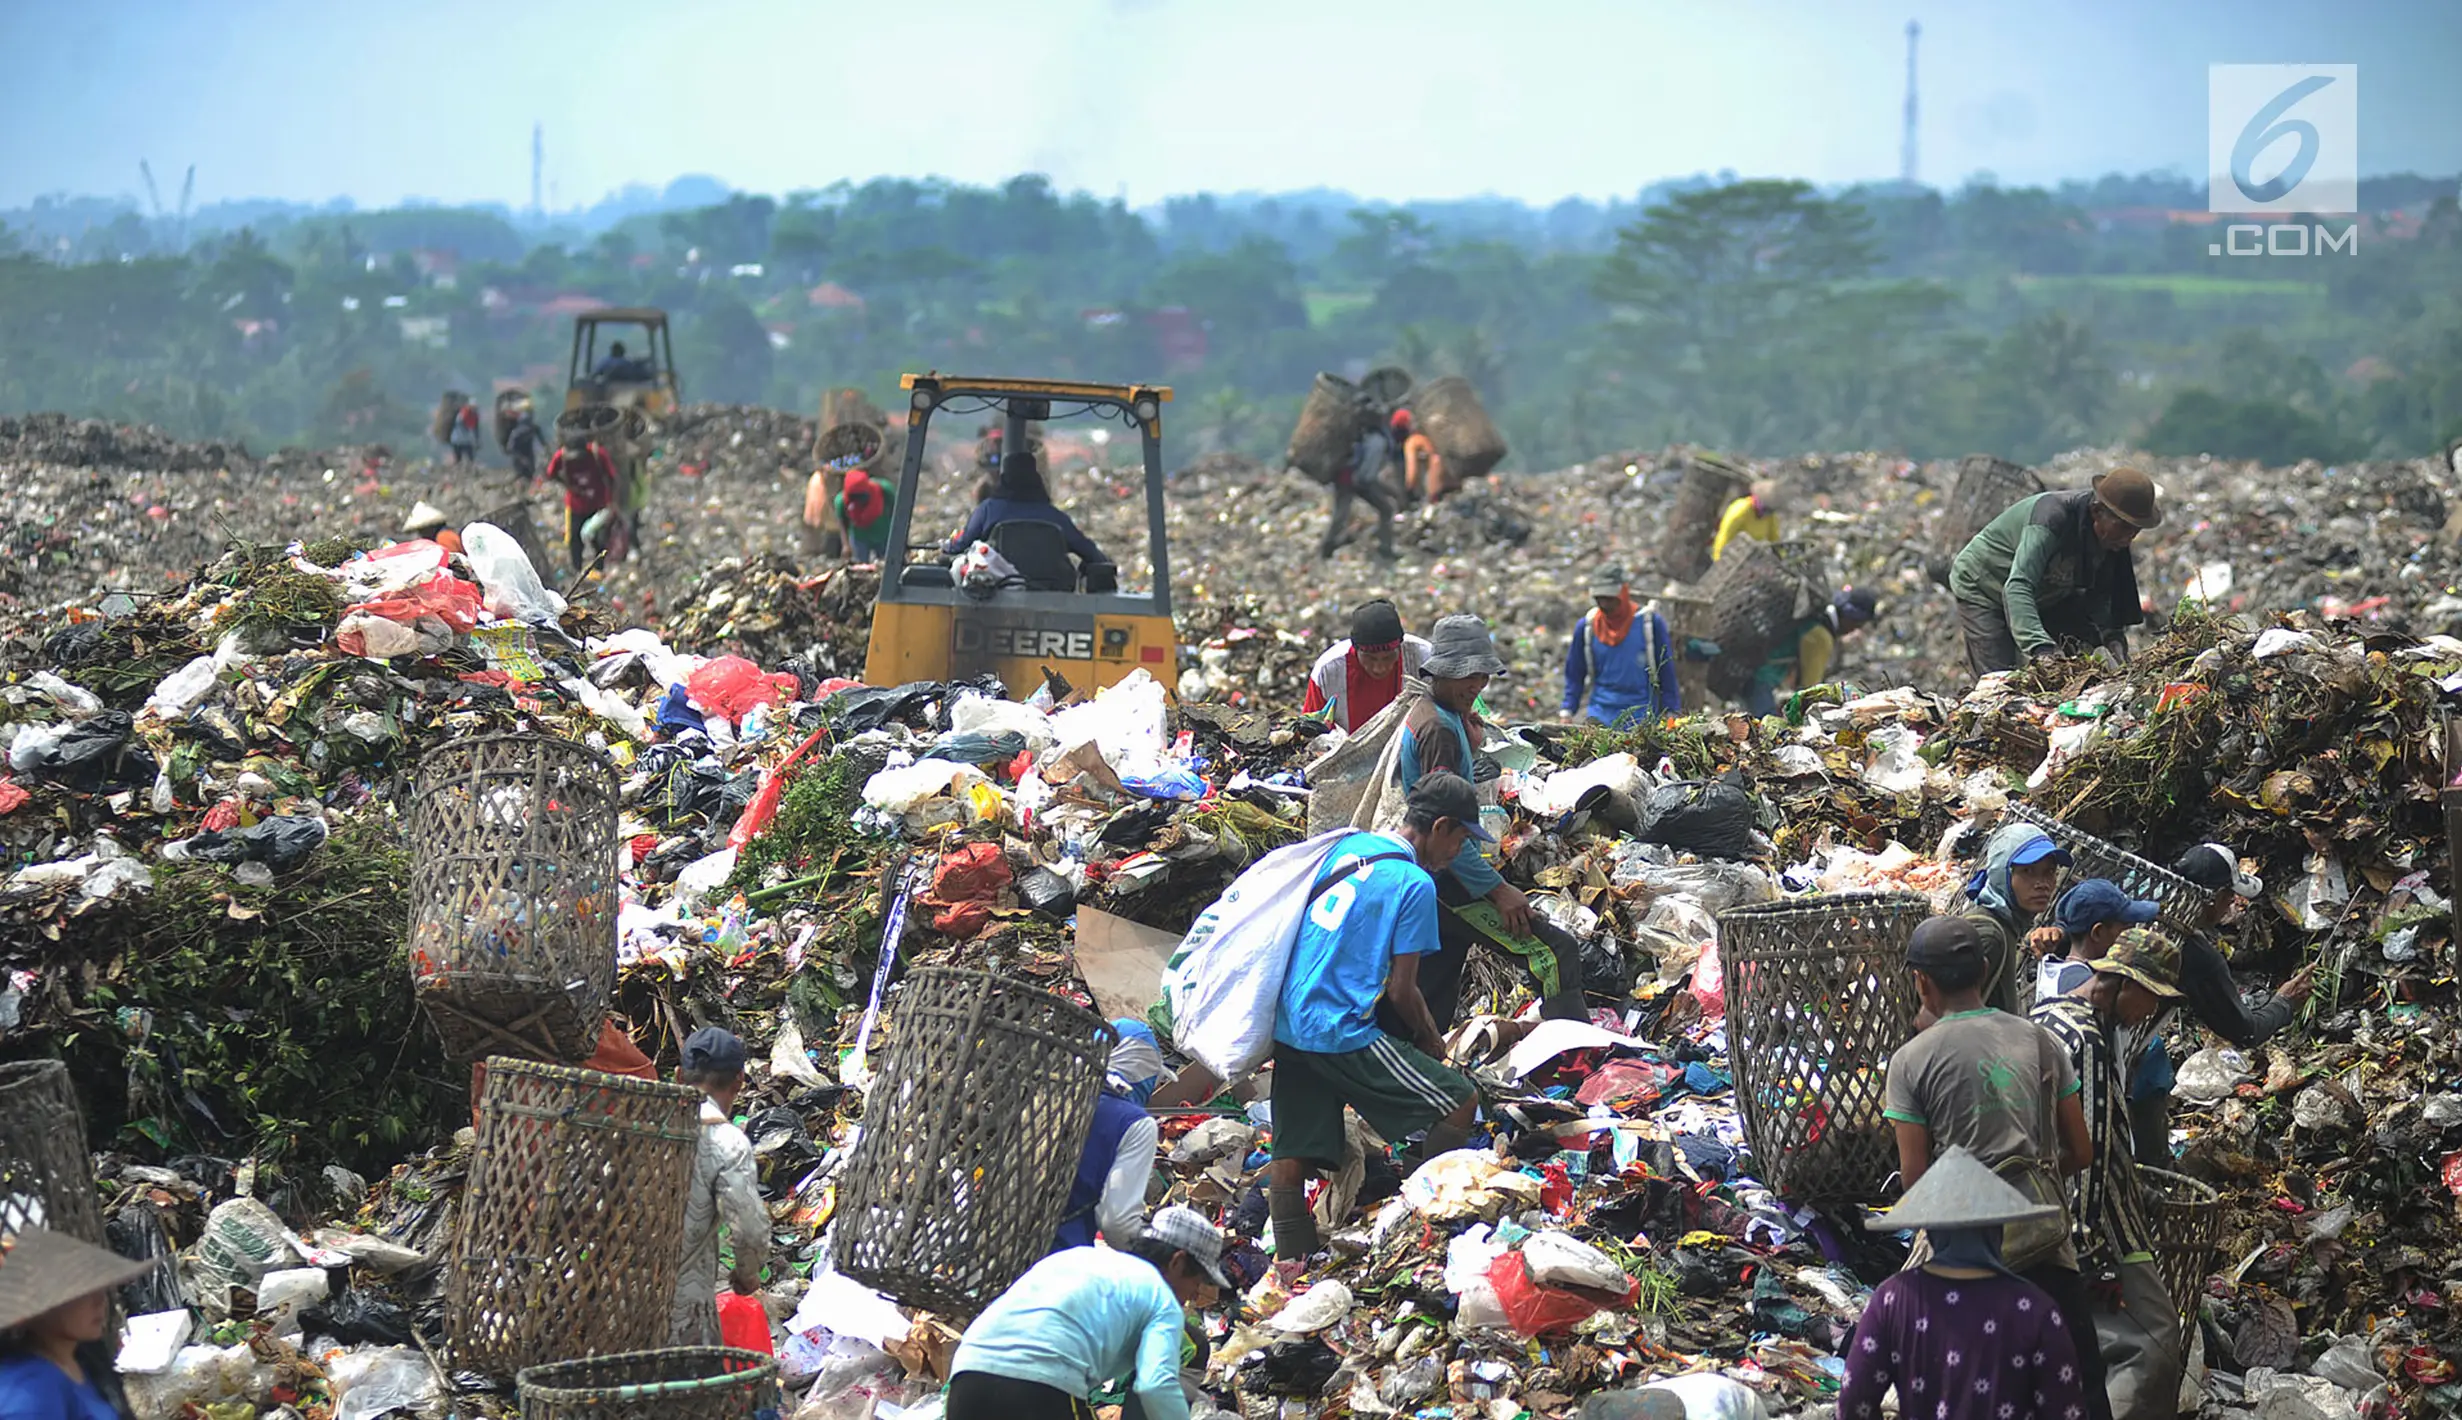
[1864,1146,2062,1231]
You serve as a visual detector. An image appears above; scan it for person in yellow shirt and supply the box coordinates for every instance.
[1711,479,1782,561]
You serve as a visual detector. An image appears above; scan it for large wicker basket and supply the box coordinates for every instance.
[833,969,1115,1316]
[2006,803,2213,934]
[1287,373,1371,485]
[1657,456,1752,584]
[407,735,620,1065]
[2142,1167,2221,1326]
[1703,539,1831,699]
[519,1347,782,1420]
[0,1060,102,1242]
[1360,366,1414,407]
[555,403,622,447]
[1716,893,1931,1204]
[1651,585,1714,713]
[1409,376,1508,482]
[817,421,885,470]
[1942,455,2044,557]
[449,1061,703,1376]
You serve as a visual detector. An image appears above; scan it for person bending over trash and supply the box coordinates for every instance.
[1397,615,1589,1025]
[2125,845,2312,1162]
[1265,773,1486,1265]
[1885,916,2107,1420]
[1561,563,1677,726]
[948,1207,1229,1420]
[1303,599,1432,734]
[1743,586,1879,715]
[2031,930,2186,1420]
[670,1027,769,1347]
[1955,824,2071,1018]
[1051,1019,1166,1254]
[1839,1148,2094,1420]
[1949,468,2159,676]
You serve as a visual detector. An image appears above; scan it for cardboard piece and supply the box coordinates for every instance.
[1073,905,1180,1023]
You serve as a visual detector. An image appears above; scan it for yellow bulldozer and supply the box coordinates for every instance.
[560,310,680,559]
[862,374,1176,698]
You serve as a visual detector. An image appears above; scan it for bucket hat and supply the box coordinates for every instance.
[1422,614,1506,679]
[1864,1147,2062,1232]
[2091,467,2163,529]
[2091,927,2185,1000]
[0,1228,160,1332]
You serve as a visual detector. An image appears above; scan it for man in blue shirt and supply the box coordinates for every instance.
[1400,614,1590,1028]
[1266,773,1484,1262]
[1562,563,1679,725]
[945,452,1109,569]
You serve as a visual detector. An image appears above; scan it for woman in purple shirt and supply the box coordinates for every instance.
[1840,1148,2094,1420]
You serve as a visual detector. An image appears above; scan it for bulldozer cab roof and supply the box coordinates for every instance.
[576,308,670,329]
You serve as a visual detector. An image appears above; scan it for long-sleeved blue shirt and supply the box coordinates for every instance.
[1562,608,1678,725]
[951,1247,1190,1420]
[1397,700,1501,895]
[945,497,1107,563]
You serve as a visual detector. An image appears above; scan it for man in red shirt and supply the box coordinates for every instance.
[546,432,623,570]
[1301,600,1432,733]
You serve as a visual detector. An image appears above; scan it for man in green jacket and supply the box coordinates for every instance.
[1948,468,2161,675]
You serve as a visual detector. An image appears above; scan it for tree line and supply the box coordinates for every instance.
[1,171,2456,469]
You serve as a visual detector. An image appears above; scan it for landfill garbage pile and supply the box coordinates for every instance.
[8,405,2459,707]
[0,416,2458,1415]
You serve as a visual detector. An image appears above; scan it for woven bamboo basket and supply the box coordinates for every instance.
[1656,456,1752,583]
[834,969,1114,1316]
[449,1061,703,1376]
[1942,455,2045,557]
[555,404,622,448]
[493,390,532,451]
[2006,802,2213,934]
[1287,373,1369,485]
[817,421,885,471]
[407,734,620,1064]
[1650,585,1714,713]
[1703,539,1831,698]
[1360,366,1414,407]
[1716,892,1931,1204]
[0,1060,103,1242]
[519,1347,782,1420]
[433,392,471,445]
[2142,1167,2221,1325]
[1410,376,1508,482]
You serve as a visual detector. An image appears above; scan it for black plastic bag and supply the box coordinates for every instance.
[1246,1337,1341,1397]
[23,710,155,792]
[303,1287,415,1346]
[107,1201,185,1315]
[1579,934,1636,999]
[1637,777,1760,860]
[176,814,329,870]
[1016,866,1076,919]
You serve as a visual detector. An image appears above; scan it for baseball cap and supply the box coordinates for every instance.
[2091,928,2185,1000]
[2053,880,2161,933]
[1349,599,1405,650]
[2174,844,2263,899]
[681,1026,749,1077]
[1904,916,1987,973]
[2007,832,2072,869]
[1586,564,1628,598]
[1408,772,1495,842]
[1145,1206,1233,1288]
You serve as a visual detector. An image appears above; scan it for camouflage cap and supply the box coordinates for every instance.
[2091,927,2185,1000]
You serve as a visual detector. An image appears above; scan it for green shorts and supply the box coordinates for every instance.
[1270,1035,1474,1166]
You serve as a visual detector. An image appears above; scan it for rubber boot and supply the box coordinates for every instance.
[1268,1182,1319,1259]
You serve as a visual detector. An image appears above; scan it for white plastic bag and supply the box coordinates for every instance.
[143,656,220,721]
[951,692,1060,751]
[1049,669,1169,770]
[251,1265,329,1335]
[1521,1231,1631,1293]
[331,1346,442,1420]
[1267,1279,1354,1333]
[1159,830,1357,1081]
[463,522,567,624]
[192,1196,295,1316]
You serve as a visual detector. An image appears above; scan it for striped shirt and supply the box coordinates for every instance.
[2030,997,2156,1265]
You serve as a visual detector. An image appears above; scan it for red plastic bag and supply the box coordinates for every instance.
[930,842,1013,904]
[687,655,797,720]
[730,727,830,849]
[1486,1252,1633,1339]
[717,1291,774,1355]
[347,572,483,633]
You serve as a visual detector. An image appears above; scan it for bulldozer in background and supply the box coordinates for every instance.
[862,374,1176,699]
[562,310,679,552]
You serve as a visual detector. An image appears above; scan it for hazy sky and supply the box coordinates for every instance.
[5,0,2458,212]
